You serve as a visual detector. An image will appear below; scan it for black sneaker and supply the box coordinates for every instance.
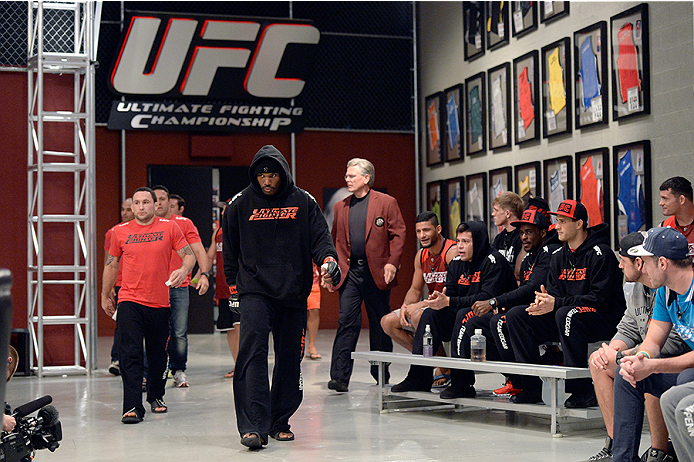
[390,378,431,393]
[509,389,543,404]
[328,379,348,393]
[643,447,675,462]
[564,391,598,408]
[439,385,476,399]
[586,436,612,461]
[108,361,120,376]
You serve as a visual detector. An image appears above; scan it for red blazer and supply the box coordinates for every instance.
[331,189,406,291]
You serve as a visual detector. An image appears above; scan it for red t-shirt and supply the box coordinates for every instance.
[662,215,694,257]
[104,226,123,287]
[215,227,231,300]
[109,217,188,308]
[168,215,202,287]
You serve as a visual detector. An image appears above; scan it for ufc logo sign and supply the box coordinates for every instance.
[110,15,320,99]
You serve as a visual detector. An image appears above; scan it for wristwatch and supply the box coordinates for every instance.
[489,298,497,308]
[615,350,625,364]
[201,271,212,279]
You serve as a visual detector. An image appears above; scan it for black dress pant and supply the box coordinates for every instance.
[234,294,307,441]
[117,301,170,417]
[330,263,392,384]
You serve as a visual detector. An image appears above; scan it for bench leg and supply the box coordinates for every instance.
[378,361,385,412]
[549,378,563,437]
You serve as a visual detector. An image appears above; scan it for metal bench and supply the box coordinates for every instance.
[352,351,603,435]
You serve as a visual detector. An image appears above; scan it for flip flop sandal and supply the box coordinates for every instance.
[270,431,295,441]
[307,353,321,360]
[150,398,167,413]
[224,370,234,378]
[432,374,451,389]
[241,432,266,449]
[121,408,143,424]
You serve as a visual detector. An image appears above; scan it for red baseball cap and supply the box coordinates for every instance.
[549,200,588,222]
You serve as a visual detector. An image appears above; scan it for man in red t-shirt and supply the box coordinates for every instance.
[101,187,195,424]
[106,198,134,376]
[152,186,211,388]
[658,176,694,257]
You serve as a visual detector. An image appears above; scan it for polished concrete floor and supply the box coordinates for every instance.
[5,329,652,462]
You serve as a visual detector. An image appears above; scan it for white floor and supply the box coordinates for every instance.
[5,329,652,462]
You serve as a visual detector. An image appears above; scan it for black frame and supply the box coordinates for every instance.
[540,1,569,24]
[513,50,540,145]
[575,148,610,228]
[541,37,572,138]
[445,177,465,239]
[463,1,486,61]
[610,3,650,121]
[426,180,446,233]
[425,92,444,166]
[612,140,651,244]
[444,84,464,162]
[574,21,609,128]
[511,1,538,38]
[543,156,574,219]
[465,72,487,156]
[465,172,488,222]
[488,62,512,151]
[487,1,510,51]
[515,161,541,201]
[489,167,513,239]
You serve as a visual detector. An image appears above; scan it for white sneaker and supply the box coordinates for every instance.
[173,370,189,388]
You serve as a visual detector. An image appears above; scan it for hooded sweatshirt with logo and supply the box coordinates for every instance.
[546,223,626,324]
[222,145,338,301]
[444,221,517,313]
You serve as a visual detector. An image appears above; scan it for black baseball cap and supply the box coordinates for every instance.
[619,231,646,257]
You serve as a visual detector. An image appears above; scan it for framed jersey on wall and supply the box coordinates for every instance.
[575,148,610,231]
[612,140,651,244]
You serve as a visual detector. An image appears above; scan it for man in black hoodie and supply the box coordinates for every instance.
[507,200,626,408]
[391,220,516,394]
[222,146,340,449]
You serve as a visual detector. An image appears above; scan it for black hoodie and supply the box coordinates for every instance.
[443,221,517,313]
[546,223,626,324]
[222,145,338,301]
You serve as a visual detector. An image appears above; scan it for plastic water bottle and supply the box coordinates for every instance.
[470,329,486,362]
[422,324,434,357]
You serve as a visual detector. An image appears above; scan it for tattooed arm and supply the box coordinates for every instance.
[168,245,195,288]
[101,252,120,317]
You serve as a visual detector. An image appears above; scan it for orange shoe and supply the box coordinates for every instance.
[493,379,521,396]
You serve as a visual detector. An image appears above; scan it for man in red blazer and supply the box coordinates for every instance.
[325,158,406,392]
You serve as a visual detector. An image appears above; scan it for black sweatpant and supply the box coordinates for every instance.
[117,301,170,417]
[449,309,499,390]
[234,294,307,442]
[330,264,392,385]
[489,311,521,389]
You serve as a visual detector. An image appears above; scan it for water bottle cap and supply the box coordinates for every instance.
[425,324,431,331]
[474,329,482,335]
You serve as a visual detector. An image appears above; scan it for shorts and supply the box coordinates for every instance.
[307,282,321,310]
[216,298,240,331]
[389,308,415,333]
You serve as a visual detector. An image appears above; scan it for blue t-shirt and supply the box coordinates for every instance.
[652,279,694,350]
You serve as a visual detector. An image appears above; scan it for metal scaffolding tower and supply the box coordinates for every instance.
[27,1,99,376]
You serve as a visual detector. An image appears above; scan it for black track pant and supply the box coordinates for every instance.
[234,294,307,442]
[330,264,392,385]
[449,309,499,390]
[117,301,170,417]
[490,311,522,388]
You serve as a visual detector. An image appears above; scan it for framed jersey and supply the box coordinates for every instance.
[575,148,610,230]
[486,1,509,51]
[574,21,608,129]
[612,141,651,244]
[463,1,486,62]
[488,62,512,151]
[511,1,537,38]
[465,172,488,222]
[541,37,572,138]
[465,72,487,156]
[543,155,574,224]
[444,84,464,163]
[425,92,445,166]
[610,3,650,121]
[513,50,540,145]
[540,1,569,24]
[445,177,465,240]
[427,180,446,235]
[514,161,541,203]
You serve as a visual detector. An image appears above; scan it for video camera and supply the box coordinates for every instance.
[1,395,62,462]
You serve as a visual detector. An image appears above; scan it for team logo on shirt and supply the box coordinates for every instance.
[248,207,299,221]
[558,268,587,281]
[423,271,446,284]
[375,217,385,227]
[458,271,481,285]
[125,231,164,244]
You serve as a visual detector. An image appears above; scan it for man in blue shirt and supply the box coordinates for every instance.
[610,227,694,462]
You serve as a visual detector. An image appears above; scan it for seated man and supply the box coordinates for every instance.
[391,221,516,395]
[381,211,457,387]
[505,200,626,407]
[586,231,689,462]
[611,227,694,462]
[490,191,524,268]
[486,198,560,398]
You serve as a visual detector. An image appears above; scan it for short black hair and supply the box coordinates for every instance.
[150,184,170,199]
[170,194,185,210]
[660,177,693,202]
[134,187,157,203]
[669,257,694,269]
[455,222,470,235]
[416,211,439,226]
